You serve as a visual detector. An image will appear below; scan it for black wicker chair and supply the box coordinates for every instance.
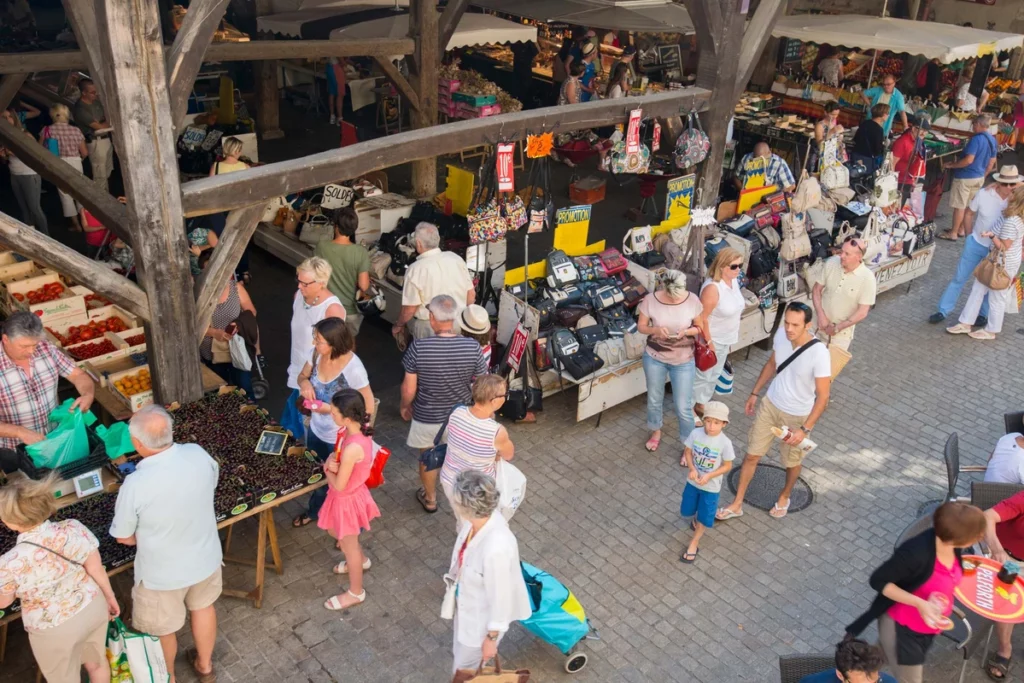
[942,604,994,683]
[971,481,1024,510]
[944,432,987,500]
[1004,411,1024,436]
[779,654,833,683]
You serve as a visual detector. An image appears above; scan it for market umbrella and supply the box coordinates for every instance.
[330,12,538,50]
[469,0,695,35]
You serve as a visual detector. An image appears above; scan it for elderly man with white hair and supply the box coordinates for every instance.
[110,406,221,683]
[401,295,487,513]
[392,222,476,339]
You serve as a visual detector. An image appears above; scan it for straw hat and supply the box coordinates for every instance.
[581,42,597,58]
[992,165,1024,184]
[460,305,491,336]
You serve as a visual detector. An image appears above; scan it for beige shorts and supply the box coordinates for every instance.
[949,176,985,210]
[28,593,107,683]
[407,418,444,450]
[815,329,852,352]
[746,397,811,468]
[132,567,223,637]
[345,313,363,337]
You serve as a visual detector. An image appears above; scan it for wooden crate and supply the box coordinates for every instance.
[86,304,138,331]
[107,365,153,412]
[0,260,37,282]
[64,332,130,367]
[7,272,87,323]
[43,314,90,347]
[83,355,143,387]
[569,177,607,205]
[113,327,147,354]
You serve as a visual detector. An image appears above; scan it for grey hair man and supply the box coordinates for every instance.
[0,311,94,454]
[401,294,488,513]
[941,113,999,241]
[393,222,476,340]
[110,405,222,683]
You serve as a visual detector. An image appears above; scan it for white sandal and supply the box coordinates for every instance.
[324,590,366,610]
[333,557,372,575]
[769,501,791,519]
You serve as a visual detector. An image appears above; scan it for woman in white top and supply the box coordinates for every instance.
[604,62,631,100]
[1,108,47,234]
[281,257,346,444]
[439,374,515,518]
[954,185,1024,340]
[445,470,532,676]
[693,248,746,426]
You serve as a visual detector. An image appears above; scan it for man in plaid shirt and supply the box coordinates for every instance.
[0,312,94,454]
[736,142,797,193]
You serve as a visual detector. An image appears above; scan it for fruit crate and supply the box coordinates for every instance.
[16,426,109,480]
[452,91,497,106]
[84,354,143,388]
[108,365,154,412]
[87,304,138,330]
[114,327,147,354]
[438,77,461,93]
[0,259,36,282]
[65,332,130,366]
[7,272,87,323]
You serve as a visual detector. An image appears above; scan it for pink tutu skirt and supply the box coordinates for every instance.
[316,485,380,538]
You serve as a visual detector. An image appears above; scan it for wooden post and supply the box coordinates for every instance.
[0,75,27,111]
[96,0,204,405]
[255,0,283,141]
[408,0,439,198]
[437,0,470,52]
[166,0,232,132]
[61,0,110,103]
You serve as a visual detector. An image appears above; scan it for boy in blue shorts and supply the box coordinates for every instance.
[680,401,735,564]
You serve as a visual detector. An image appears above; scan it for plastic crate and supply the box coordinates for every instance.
[452,91,496,106]
[17,426,108,480]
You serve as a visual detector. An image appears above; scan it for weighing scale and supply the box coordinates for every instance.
[71,468,104,499]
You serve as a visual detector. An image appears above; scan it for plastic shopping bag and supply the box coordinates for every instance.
[94,422,135,459]
[228,333,252,371]
[106,618,170,683]
[495,459,526,521]
[24,399,96,470]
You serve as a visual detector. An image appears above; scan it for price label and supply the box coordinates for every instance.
[626,108,643,155]
[496,143,515,192]
[652,121,662,152]
[506,323,529,372]
[180,126,206,148]
[322,183,355,210]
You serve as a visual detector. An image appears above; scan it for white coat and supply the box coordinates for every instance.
[448,510,532,647]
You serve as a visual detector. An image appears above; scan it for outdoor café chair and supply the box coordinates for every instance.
[971,481,1024,511]
[943,432,987,501]
[942,603,994,683]
[895,513,934,550]
[1004,411,1024,436]
[778,654,833,683]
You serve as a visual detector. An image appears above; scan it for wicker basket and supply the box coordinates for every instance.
[828,342,851,379]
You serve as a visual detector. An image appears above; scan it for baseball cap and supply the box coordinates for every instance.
[702,401,730,423]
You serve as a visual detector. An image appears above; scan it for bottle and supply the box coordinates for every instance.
[771,426,818,455]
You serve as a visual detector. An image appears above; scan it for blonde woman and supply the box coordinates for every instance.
[693,248,745,426]
[208,137,252,283]
[40,104,88,232]
[952,185,1024,340]
[637,269,709,453]
[0,477,119,683]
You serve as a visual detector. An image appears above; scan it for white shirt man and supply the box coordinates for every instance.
[392,222,475,339]
[812,240,877,351]
[985,433,1024,485]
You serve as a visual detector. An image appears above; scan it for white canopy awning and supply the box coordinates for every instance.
[469,0,694,35]
[330,12,537,50]
[257,1,408,39]
[771,15,1024,64]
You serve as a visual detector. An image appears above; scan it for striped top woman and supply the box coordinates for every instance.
[439,374,515,512]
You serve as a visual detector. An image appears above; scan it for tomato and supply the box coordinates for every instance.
[12,293,23,302]
[34,310,43,317]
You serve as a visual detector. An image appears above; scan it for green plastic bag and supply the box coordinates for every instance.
[24,399,97,470]
[106,617,170,682]
[94,422,135,459]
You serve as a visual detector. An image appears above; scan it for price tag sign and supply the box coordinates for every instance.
[180,126,207,149]
[496,143,515,192]
[322,183,355,210]
[626,108,643,155]
[506,323,529,372]
[652,121,662,152]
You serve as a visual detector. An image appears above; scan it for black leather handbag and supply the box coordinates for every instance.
[575,324,609,349]
[555,350,605,380]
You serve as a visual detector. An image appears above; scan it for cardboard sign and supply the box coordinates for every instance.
[664,174,695,227]
[496,143,515,192]
[507,323,529,372]
[741,155,769,190]
[180,126,206,149]
[652,121,661,152]
[321,183,355,210]
[201,129,224,152]
[626,109,643,155]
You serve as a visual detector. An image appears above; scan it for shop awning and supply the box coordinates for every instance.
[330,12,537,49]
[257,1,409,39]
[468,0,695,35]
[771,15,1024,64]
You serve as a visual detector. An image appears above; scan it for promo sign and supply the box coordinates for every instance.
[507,323,529,372]
[626,109,643,155]
[321,183,355,210]
[652,121,662,152]
[664,174,696,227]
[496,143,515,192]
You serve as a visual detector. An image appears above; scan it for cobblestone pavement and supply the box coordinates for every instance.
[4,213,1024,683]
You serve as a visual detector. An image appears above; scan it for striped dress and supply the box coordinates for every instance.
[439,406,501,490]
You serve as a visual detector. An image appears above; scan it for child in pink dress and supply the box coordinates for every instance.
[319,388,381,610]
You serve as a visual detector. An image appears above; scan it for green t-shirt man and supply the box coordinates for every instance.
[314,239,371,317]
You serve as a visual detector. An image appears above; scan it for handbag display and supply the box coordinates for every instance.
[298,212,333,245]
[553,305,591,329]
[500,193,528,231]
[789,170,822,214]
[766,191,789,215]
[620,277,647,308]
[860,211,889,268]
[871,154,899,208]
[780,212,812,261]
[545,250,579,288]
[594,338,627,368]
[597,248,628,276]
[622,225,654,256]
[624,331,648,360]
[723,214,755,237]
[575,323,608,349]
[468,197,508,244]
[543,285,584,307]
[821,163,850,191]
[608,141,651,175]
[693,332,717,372]
[452,656,531,683]
[630,251,666,269]
[369,250,391,280]
[555,349,605,380]
[974,248,1013,290]
[674,111,711,169]
[588,284,625,310]
[599,304,638,336]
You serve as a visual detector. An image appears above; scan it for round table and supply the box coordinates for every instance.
[955,555,1024,624]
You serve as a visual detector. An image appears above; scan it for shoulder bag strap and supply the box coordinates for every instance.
[19,541,83,566]
[433,403,465,447]
[775,338,820,376]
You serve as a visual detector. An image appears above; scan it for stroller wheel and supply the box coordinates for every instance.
[564,652,587,674]
[251,380,269,401]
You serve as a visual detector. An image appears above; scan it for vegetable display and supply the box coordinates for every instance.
[68,340,117,361]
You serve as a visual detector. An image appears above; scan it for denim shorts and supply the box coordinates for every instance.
[681,482,720,529]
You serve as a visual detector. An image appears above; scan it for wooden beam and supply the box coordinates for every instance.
[438,0,470,53]
[61,0,110,102]
[167,0,232,132]
[0,39,418,75]
[0,118,131,244]
[97,0,203,405]
[409,0,440,198]
[372,57,421,112]
[193,203,266,341]
[16,80,74,109]
[682,0,720,60]
[732,0,787,103]
[181,87,711,215]
[0,211,150,321]
[0,74,27,111]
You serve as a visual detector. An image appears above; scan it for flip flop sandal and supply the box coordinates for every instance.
[938,232,959,241]
[715,508,743,521]
[645,435,661,452]
[324,590,366,611]
[680,549,699,564]
[769,502,791,519]
[416,487,438,513]
[689,520,697,532]
[186,648,217,683]
[986,654,1012,681]
[333,557,372,575]
[292,514,314,528]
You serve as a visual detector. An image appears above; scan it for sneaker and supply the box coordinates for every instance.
[975,315,988,328]
[329,115,337,125]
[946,323,973,335]
[928,312,946,324]
[968,329,997,340]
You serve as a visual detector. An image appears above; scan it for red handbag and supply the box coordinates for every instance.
[366,444,391,489]
[693,332,717,372]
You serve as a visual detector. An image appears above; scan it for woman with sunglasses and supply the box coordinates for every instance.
[692,248,745,427]
[281,257,347,444]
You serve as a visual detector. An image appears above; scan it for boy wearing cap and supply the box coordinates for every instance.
[679,401,735,563]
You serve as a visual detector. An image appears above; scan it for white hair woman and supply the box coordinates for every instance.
[636,269,709,453]
[0,477,120,683]
[281,257,346,444]
[693,248,745,426]
[445,470,532,676]
[40,103,88,232]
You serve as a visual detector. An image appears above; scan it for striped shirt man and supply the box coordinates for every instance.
[402,336,486,424]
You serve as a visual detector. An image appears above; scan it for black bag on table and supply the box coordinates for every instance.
[575,324,608,349]
[835,204,871,231]
[555,350,605,380]
[630,251,666,269]
[809,229,832,264]
[554,305,591,329]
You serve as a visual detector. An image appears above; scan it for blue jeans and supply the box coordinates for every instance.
[280,388,306,444]
[937,236,990,318]
[305,432,334,520]
[642,354,696,445]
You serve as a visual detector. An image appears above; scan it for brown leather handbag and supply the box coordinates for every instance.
[452,656,530,683]
[974,248,1013,291]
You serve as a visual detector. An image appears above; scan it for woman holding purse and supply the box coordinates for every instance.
[949,183,1024,340]
[692,249,745,427]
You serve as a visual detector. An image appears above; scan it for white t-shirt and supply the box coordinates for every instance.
[8,153,36,176]
[969,186,1009,249]
[701,278,745,345]
[308,355,370,443]
[766,327,831,416]
[684,428,736,493]
[985,433,1024,485]
[287,291,343,389]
